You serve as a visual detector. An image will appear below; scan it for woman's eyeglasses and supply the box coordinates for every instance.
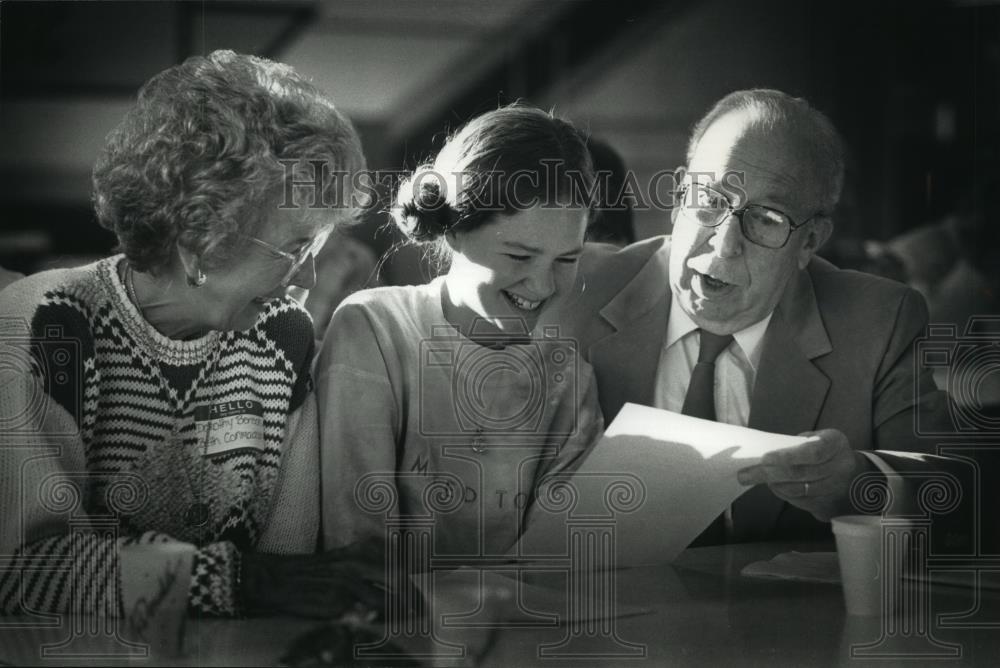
[243,229,331,287]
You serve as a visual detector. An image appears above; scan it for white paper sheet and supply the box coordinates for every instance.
[514,403,810,568]
[741,551,842,583]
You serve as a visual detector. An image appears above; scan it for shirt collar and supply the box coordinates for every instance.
[665,301,773,373]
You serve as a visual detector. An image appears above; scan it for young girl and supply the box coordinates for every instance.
[316,106,603,558]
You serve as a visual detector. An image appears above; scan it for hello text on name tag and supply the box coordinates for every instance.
[194,399,265,457]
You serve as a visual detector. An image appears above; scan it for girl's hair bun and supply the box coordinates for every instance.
[391,168,455,242]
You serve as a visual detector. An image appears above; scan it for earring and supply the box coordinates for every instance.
[187,271,207,288]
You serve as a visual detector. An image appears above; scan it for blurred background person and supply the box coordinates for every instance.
[304,228,379,341]
[888,168,1000,420]
[889,170,1000,328]
[818,238,907,283]
[585,137,636,247]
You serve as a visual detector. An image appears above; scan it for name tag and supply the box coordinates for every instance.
[194,399,265,457]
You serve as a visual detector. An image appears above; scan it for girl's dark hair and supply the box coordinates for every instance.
[391,105,594,246]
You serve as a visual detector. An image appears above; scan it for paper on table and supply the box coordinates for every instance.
[741,551,842,584]
[515,403,809,568]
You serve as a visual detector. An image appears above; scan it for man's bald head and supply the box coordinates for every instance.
[686,89,845,214]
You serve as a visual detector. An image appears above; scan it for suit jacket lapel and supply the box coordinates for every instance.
[739,266,833,540]
[749,266,832,435]
[587,240,671,423]
[590,294,669,422]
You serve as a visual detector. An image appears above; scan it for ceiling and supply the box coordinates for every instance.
[0,0,602,195]
[2,0,997,257]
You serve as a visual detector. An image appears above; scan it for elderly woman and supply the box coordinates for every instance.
[0,50,374,619]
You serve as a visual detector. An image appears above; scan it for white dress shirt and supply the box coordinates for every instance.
[653,301,772,426]
[653,298,898,529]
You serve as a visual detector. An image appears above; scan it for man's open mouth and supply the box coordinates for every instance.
[693,271,736,294]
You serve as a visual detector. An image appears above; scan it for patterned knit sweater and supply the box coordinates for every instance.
[0,256,320,617]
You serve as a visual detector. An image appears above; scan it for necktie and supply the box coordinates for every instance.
[684,329,733,546]
[681,330,733,421]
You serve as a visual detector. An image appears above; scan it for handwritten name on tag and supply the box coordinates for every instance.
[121,543,194,657]
[194,399,265,457]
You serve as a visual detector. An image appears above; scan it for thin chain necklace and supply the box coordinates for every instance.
[124,261,219,529]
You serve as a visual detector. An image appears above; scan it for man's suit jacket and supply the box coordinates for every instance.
[557,236,970,543]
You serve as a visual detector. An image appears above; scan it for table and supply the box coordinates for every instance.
[3,542,999,666]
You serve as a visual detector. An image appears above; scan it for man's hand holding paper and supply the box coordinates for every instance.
[736,428,868,522]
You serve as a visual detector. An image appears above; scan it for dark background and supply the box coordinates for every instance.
[1,0,998,285]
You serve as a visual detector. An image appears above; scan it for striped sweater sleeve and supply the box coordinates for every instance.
[0,328,239,617]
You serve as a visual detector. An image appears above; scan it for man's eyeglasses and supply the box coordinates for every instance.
[677,183,821,249]
[243,229,330,287]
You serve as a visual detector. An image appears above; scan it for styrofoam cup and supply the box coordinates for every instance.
[831,515,908,616]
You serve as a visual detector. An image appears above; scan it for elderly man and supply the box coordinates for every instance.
[563,89,963,544]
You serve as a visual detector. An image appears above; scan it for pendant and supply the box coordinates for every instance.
[185,503,211,528]
[471,429,487,454]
